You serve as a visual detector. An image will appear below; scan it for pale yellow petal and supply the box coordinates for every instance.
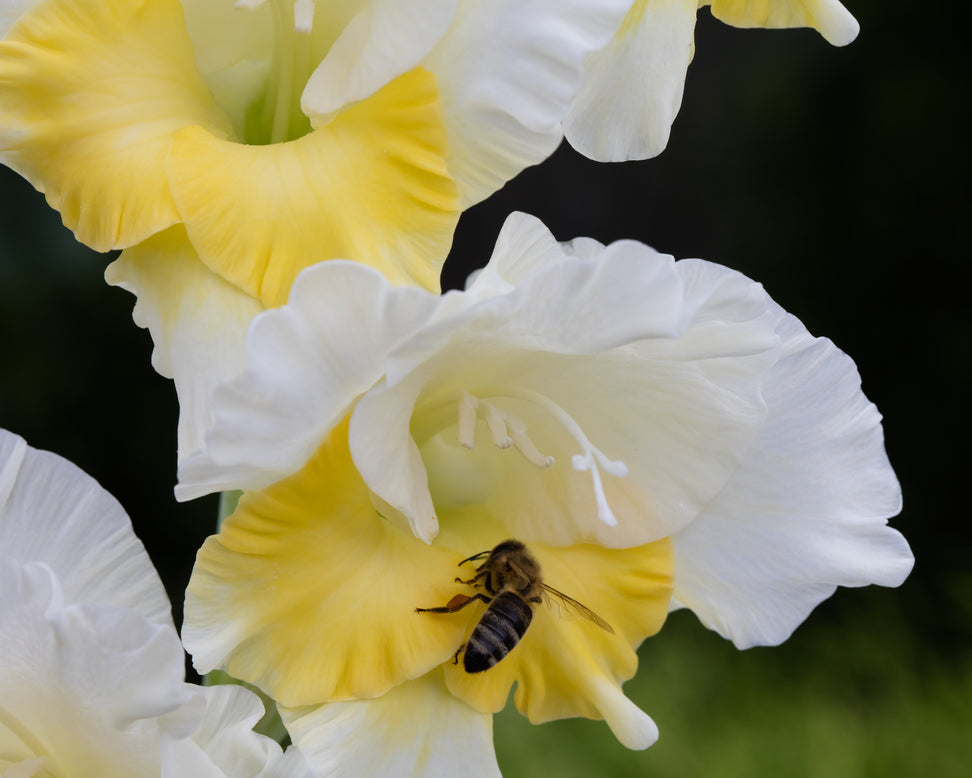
[105,227,262,465]
[183,420,468,707]
[438,535,672,749]
[166,67,459,307]
[0,0,233,250]
[707,0,859,45]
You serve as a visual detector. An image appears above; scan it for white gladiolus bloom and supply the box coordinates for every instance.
[0,430,311,777]
[180,213,911,768]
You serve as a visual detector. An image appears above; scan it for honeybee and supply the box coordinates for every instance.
[416,539,614,673]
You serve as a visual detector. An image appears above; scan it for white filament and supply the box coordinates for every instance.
[456,388,627,525]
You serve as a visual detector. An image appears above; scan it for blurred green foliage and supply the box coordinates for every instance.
[0,1,968,774]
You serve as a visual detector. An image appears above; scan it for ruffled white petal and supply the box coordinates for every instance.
[671,309,913,648]
[281,672,500,778]
[161,684,313,778]
[106,228,262,471]
[177,260,439,499]
[564,0,698,161]
[302,0,458,124]
[422,0,634,206]
[0,429,171,626]
[0,560,194,776]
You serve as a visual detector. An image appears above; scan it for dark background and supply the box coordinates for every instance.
[1,3,968,774]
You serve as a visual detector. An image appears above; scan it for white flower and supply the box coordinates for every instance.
[0,429,311,777]
[180,213,911,764]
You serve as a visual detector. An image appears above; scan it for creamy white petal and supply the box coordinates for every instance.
[0,561,194,776]
[162,684,313,778]
[0,430,171,626]
[422,0,634,206]
[565,0,698,161]
[177,260,439,499]
[671,310,912,648]
[106,229,262,472]
[281,673,500,778]
[463,212,567,296]
[302,0,458,124]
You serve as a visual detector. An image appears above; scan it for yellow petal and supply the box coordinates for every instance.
[438,533,672,748]
[184,419,469,707]
[166,67,459,307]
[0,0,233,250]
[707,0,859,46]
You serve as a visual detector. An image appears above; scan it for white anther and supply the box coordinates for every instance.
[457,391,479,449]
[508,418,555,469]
[293,0,314,31]
[482,401,513,449]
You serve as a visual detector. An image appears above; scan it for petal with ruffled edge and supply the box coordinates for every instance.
[564,0,698,162]
[422,0,634,206]
[166,67,459,308]
[0,561,194,776]
[671,309,912,648]
[0,430,171,626]
[177,261,439,500]
[706,0,859,46]
[183,420,467,707]
[0,0,233,251]
[302,0,458,125]
[281,673,499,777]
[161,684,313,778]
[106,227,263,468]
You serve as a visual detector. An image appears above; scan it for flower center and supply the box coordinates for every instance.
[456,390,628,526]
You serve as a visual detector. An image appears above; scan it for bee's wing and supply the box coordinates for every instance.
[540,584,615,634]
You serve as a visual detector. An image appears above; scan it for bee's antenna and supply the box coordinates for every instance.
[457,549,490,567]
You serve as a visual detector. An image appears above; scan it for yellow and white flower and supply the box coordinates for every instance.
[180,213,912,772]
[565,0,861,161]
[0,429,311,777]
[0,0,630,465]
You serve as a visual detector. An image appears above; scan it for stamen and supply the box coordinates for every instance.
[500,388,628,527]
[454,387,626,523]
[482,401,513,449]
[293,0,315,31]
[508,417,555,468]
[457,391,479,449]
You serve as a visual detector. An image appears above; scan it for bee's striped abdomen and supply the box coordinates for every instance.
[463,591,533,673]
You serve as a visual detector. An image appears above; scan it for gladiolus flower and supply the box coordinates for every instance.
[180,213,912,772]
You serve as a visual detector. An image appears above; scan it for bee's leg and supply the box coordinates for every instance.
[455,570,488,586]
[415,592,492,614]
[451,643,465,665]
